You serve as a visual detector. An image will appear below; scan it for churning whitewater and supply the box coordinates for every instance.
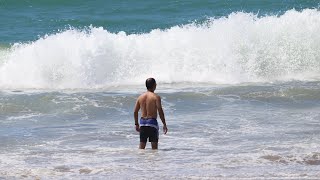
[0,9,320,89]
[1,1,320,179]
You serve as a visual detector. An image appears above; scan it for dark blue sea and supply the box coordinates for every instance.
[0,1,320,179]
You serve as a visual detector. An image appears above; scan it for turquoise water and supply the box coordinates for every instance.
[1,1,320,179]
[0,0,319,43]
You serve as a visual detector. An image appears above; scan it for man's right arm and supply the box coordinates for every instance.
[156,95,168,134]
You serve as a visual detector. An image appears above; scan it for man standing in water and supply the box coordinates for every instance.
[134,78,168,149]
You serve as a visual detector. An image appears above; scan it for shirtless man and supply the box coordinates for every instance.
[134,78,168,149]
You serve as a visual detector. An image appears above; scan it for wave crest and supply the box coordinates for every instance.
[1,9,320,89]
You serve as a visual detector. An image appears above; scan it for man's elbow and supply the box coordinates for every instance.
[158,108,164,114]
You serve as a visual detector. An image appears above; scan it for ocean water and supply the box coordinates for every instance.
[1,0,320,179]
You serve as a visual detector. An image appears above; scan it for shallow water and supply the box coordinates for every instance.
[1,1,320,179]
[1,82,319,179]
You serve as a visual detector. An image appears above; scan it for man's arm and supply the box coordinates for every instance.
[133,99,140,132]
[156,95,168,134]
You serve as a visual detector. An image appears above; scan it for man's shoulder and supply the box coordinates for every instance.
[138,93,146,99]
[141,92,160,99]
[153,93,161,99]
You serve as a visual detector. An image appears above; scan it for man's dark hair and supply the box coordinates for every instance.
[146,78,156,90]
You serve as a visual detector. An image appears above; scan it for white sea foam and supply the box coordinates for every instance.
[0,9,320,89]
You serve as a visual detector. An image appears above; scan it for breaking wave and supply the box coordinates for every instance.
[1,9,320,89]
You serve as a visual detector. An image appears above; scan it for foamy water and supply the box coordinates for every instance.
[0,81,320,179]
[1,9,320,89]
[1,5,320,179]
[0,82,320,179]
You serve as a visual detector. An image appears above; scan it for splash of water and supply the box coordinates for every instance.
[1,9,320,89]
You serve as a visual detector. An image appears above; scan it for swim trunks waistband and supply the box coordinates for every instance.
[140,117,159,130]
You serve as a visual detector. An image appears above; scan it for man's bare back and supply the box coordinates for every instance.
[137,92,160,119]
[134,78,167,149]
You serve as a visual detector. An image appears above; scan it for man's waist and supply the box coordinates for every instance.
[140,117,157,121]
[139,117,159,129]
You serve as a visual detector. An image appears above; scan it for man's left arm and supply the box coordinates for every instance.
[133,99,140,132]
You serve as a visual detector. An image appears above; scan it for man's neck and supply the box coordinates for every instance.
[147,90,154,93]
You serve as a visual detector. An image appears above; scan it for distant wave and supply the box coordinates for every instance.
[0,9,320,89]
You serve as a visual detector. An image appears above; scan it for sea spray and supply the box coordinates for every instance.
[1,9,320,89]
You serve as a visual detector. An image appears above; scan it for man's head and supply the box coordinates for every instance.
[146,78,156,91]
